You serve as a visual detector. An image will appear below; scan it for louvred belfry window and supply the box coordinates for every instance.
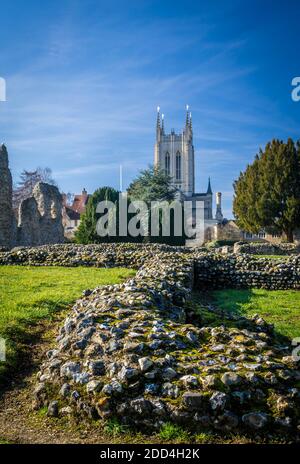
[165,152,170,175]
[176,151,181,180]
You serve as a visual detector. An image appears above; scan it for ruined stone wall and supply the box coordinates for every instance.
[0,145,64,248]
[0,244,299,432]
[1,243,300,292]
[18,243,298,435]
[17,182,64,246]
[0,144,14,248]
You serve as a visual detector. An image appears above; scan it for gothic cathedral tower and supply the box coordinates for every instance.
[154,106,195,196]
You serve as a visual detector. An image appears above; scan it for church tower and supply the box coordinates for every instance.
[154,106,195,196]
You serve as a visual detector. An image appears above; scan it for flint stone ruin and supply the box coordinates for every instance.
[1,243,298,436]
[0,144,64,248]
[233,241,300,256]
[0,144,14,249]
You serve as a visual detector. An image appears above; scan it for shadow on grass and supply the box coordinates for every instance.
[0,299,68,395]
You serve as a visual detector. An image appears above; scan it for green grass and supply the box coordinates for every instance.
[207,288,300,339]
[0,438,12,444]
[103,417,130,437]
[158,422,190,442]
[0,265,135,387]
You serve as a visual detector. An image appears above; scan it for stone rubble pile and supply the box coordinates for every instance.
[14,243,298,435]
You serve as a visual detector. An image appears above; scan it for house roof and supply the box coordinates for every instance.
[65,206,80,220]
[71,189,90,214]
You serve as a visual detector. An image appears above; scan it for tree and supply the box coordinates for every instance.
[128,165,176,203]
[62,192,75,206]
[233,138,300,242]
[75,186,119,244]
[128,165,185,245]
[13,167,57,210]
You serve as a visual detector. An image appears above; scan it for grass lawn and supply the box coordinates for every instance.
[0,265,135,387]
[206,288,300,339]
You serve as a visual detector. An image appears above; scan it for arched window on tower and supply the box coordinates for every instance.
[176,151,181,180]
[165,152,170,176]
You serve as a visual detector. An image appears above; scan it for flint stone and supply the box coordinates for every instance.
[47,401,59,417]
[118,366,139,382]
[210,391,229,411]
[60,361,81,379]
[162,367,177,380]
[88,360,105,376]
[180,375,199,387]
[214,411,239,431]
[201,374,219,389]
[182,392,205,411]
[130,398,153,415]
[242,412,269,429]
[144,383,159,395]
[59,383,70,397]
[102,381,123,395]
[138,357,153,372]
[86,380,103,393]
[61,406,73,416]
[161,382,180,398]
[221,372,243,387]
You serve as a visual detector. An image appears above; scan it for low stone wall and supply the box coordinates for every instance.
[234,241,300,255]
[0,243,189,268]
[194,253,300,290]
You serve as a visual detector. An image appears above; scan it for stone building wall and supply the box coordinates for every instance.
[213,220,244,242]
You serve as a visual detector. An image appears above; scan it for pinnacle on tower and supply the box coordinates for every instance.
[189,111,193,132]
[161,113,165,134]
[185,104,190,127]
[207,177,212,195]
[156,106,161,129]
[156,106,162,141]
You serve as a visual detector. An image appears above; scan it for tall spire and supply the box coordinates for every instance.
[207,177,212,195]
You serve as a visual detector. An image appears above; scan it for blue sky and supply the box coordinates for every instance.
[0,0,299,218]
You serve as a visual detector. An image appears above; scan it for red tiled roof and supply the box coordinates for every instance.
[71,191,90,214]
